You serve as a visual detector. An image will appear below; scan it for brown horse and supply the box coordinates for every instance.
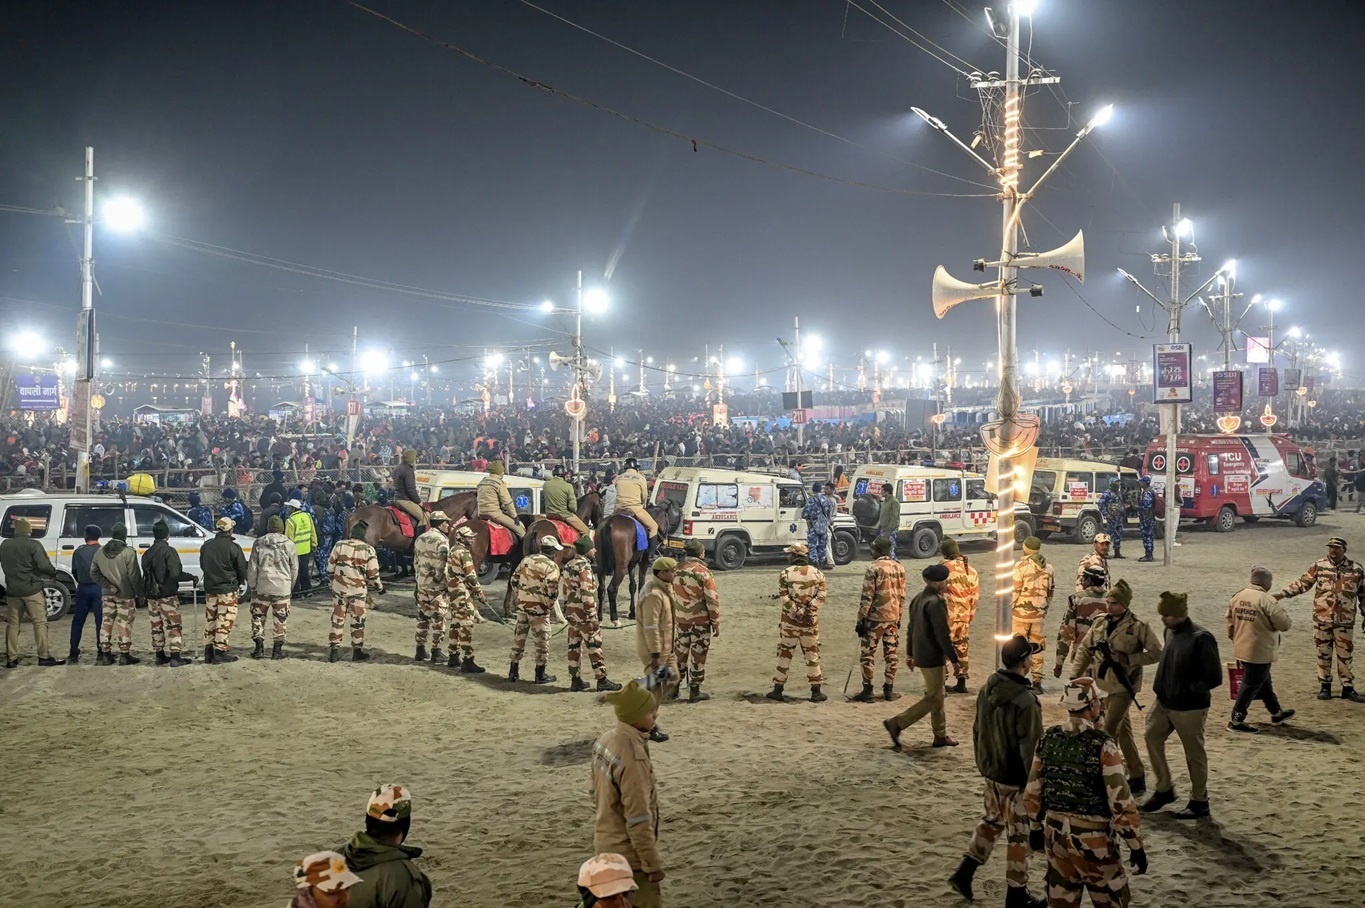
[594,501,679,623]
[345,504,421,577]
[523,490,605,557]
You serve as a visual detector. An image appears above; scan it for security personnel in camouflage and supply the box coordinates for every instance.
[1276,536,1365,702]
[326,521,384,662]
[671,539,721,702]
[509,537,566,684]
[445,524,487,673]
[561,535,621,693]
[1097,486,1127,559]
[1024,678,1148,908]
[412,511,451,664]
[767,543,828,703]
[1055,566,1110,677]
[852,535,906,702]
[1136,477,1158,562]
[1012,537,1055,689]
[1075,535,1111,593]
[942,536,980,694]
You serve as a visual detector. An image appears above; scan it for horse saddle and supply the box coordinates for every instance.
[545,517,579,547]
[386,506,416,539]
[480,519,516,557]
[623,517,648,552]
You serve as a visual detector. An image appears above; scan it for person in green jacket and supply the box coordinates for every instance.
[544,466,591,537]
[285,498,319,598]
[341,784,433,908]
[0,517,62,667]
[876,481,902,559]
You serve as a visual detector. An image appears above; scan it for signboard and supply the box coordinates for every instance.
[69,381,90,452]
[1245,337,1270,364]
[1258,367,1279,397]
[901,478,928,503]
[1212,370,1243,412]
[791,408,808,425]
[346,399,361,417]
[16,374,60,411]
[75,309,95,381]
[781,390,813,410]
[712,403,729,426]
[1153,343,1194,404]
[1283,368,1302,392]
[201,393,213,417]
[1067,482,1090,500]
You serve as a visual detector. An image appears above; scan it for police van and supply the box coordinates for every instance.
[847,463,1022,559]
[1027,457,1147,544]
[651,466,860,571]
[413,469,542,517]
[0,490,255,621]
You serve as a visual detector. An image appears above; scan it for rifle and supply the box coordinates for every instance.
[1093,640,1144,711]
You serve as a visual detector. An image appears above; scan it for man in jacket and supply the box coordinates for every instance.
[0,516,62,667]
[391,448,428,531]
[141,519,195,667]
[852,535,905,702]
[257,492,285,537]
[200,516,249,663]
[247,515,298,660]
[544,466,591,536]
[876,481,901,559]
[186,491,214,531]
[1070,579,1164,794]
[1227,565,1295,732]
[285,498,319,597]
[261,469,289,516]
[444,524,486,673]
[327,521,385,662]
[412,511,451,664]
[614,459,659,548]
[767,543,828,704]
[950,635,1046,908]
[1055,566,1110,678]
[91,522,144,666]
[801,481,835,570]
[563,536,622,694]
[477,461,525,538]
[637,557,678,743]
[68,524,103,663]
[671,539,720,702]
[592,681,665,908]
[1075,533,1111,593]
[885,563,962,749]
[942,536,980,695]
[508,536,567,685]
[1012,536,1055,691]
[1276,535,1365,702]
[1141,591,1222,819]
[340,784,433,908]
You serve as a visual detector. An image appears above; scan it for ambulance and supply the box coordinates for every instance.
[413,469,542,517]
[847,463,1021,559]
[1027,457,1145,544]
[1142,434,1327,532]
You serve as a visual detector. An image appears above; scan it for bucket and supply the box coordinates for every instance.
[1227,662,1244,700]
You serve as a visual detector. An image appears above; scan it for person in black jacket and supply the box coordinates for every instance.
[68,525,103,663]
[1141,591,1222,819]
[141,519,195,667]
[883,563,962,749]
[950,635,1046,907]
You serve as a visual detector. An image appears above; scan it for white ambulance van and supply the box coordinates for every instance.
[847,463,1021,559]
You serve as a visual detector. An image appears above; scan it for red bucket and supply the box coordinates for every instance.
[1227,662,1244,700]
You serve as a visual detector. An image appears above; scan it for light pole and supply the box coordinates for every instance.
[543,276,607,473]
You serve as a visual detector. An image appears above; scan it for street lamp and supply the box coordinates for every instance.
[540,273,610,471]
[103,196,146,233]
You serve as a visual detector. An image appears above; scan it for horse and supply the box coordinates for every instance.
[594,501,679,623]
[523,490,605,557]
[345,504,419,578]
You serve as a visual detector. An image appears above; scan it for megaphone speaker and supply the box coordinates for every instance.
[1012,230,1085,283]
[932,266,998,319]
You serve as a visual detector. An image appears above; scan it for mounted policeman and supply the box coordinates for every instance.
[391,448,427,531]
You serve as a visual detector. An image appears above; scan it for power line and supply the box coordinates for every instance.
[845,0,981,76]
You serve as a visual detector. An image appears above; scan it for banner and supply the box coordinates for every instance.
[1153,343,1193,404]
[16,374,59,410]
[1245,337,1270,364]
[1284,368,1302,391]
[1212,370,1243,412]
[1258,367,1279,397]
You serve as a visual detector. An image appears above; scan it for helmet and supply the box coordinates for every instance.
[623,458,639,471]
[552,465,567,478]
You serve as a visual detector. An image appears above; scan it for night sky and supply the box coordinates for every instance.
[2,1,1362,390]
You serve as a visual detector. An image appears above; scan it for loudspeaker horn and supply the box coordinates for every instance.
[583,360,603,382]
[932,266,997,319]
[1012,230,1085,282]
[548,351,572,372]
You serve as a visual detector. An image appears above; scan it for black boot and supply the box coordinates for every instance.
[850,683,876,702]
[448,651,461,668]
[168,652,193,667]
[37,656,65,666]
[648,725,670,743]
[1342,686,1365,703]
[810,685,828,703]
[68,651,80,664]
[414,645,427,663]
[204,645,215,664]
[950,676,968,694]
[1173,799,1211,820]
[532,665,557,684]
[948,856,980,900]
[1141,788,1178,812]
[1004,885,1046,908]
[97,650,116,666]
[570,675,589,692]
[1128,777,1146,795]
[765,683,785,701]
[508,662,520,682]
[1318,681,1333,700]
[461,656,487,674]
[883,684,901,702]
[154,651,171,666]
[271,641,284,660]
[594,677,620,692]
[690,684,712,702]
[430,648,445,664]
[118,652,142,666]
[214,649,239,664]
[352,646,370,662]
[251,639,266,659]
[328,645,341,663]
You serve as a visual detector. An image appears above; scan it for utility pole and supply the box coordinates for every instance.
[793,317,804,446]
[638,349,646,395]
[73,147,96,493]
[572,270,585,473]
[608,346,616,409]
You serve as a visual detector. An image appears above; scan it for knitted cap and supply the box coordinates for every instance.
[112,522,128,541]
[1157,590,1188,619]
[940,536,960,557]
[871,536,891,555]
[1023,536,1042,553]
[1105,578,1132,608]
[604,680,655,726]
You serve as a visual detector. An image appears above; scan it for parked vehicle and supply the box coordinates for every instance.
[1027,456,1154,544]
[847,463,1022,559]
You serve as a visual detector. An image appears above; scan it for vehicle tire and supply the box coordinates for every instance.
[909,527,940,559]
[713,535,747,572]
[42,583,71,621]
[1073,513,1100,545]
[1295,502,1318,528]
[1214,506,1237,533]
[476,561,501,585]
[1241,515,1260,524]
[832,529,858,566]
[851,494,880,529]
[1013,516,1035,545]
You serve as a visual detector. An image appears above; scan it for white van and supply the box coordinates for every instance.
[0,490,255,621]
[847,463,1017,559]
[413,469,543,516]
[651,466,860,571]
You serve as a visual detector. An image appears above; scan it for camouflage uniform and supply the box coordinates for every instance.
[1098,488,1126,557]
[1137,488,1158,559]
[445,540,486,659]
[1279,553,1365,689]
[1025,716,1145,907]
[671,556,720,687]
[147,596,184,655]
[412,527,451,650]
[801,491,834,567]
[1056,585,1109,675]
[326,537,381,646]
[204,593,240,651]
[774,561,827,685]
[1012,554,1055,683]
[1070,612,1164,785]
[249,595,290,644]
[561,553,607,680]
[858,556,906,686]
[1076,551,1110,594]
[99,596,138,655]
[510,553,560,667]
[944,555,980,681]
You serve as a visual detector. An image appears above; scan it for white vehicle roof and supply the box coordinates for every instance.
[852,462,985,480]
[414,470,543,488]
[656,466,811,486]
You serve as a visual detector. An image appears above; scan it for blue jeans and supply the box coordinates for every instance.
[70,582,103,657]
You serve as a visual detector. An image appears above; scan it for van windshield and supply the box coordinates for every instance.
[657,481,689,509]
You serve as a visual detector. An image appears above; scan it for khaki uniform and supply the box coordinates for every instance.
[412,527,450,649]
[1279,555,1365,686]
[591,722,663,907]
[1056,586,1109,673]
[561,553,607,680]
[671,557,720,687]
[1012,553,1056,682]
[636,579,677,704]
[477,475,525,538]
[1075,551,1110,593]
[1071,612,1164,782]
[615,469,658,538]
[445,541,486,659]
[774,562,826,686]
[543,476,591,536]
[510,553,559,667]
[326,538,381,646]
[857,556,905,686]
[944,555,980,680]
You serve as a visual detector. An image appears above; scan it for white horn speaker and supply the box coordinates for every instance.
[548,351,571,371]
[932,265,998,319]
[1012,230,1085,282]
[583,360,603,381]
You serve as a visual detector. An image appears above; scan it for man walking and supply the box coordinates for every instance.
[285,498,318,597]
[1024,678,1148,907]
[1054,566,1109,678]
[1070,580,1164,794]
[1141,591,1222,820]
[1226,566,1295,732]
[593,680,666,908]
[340,784,434,908]
[0,516,63,667]
[852,535,905,703]
[326,521,384,662]
[563,536,622,693]
[766,543,828,703]
[884,564,962,749]
[200,516,249,663]
[141,519,195,667]
[942,537,980,695]
[876,481,901,559]
[246,515,297,660]
[67,525,102,663]
[1136,477,1158,562]
[445,524,486,673]
[91,522,144,666]
[950,635,1046,908]
[802,481,835,569]
[1276,536,1365,702]
[412,511,451,664]
[1012,536,1055,691]
[509,536,567,685]
[1075,533,1111,593]
[637,557,679,742]
[671,539,720,702]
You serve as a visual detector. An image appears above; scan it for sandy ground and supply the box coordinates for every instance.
[5,512,1365,908]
